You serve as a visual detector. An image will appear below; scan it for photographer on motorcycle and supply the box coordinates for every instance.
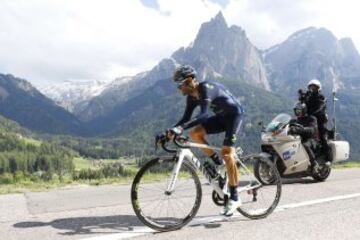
[298,79,331,164]
[289,103,320,172]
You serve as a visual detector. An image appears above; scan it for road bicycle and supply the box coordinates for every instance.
[131,134,282,231]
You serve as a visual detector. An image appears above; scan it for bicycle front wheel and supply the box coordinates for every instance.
[237,156,282,219]
[131,157,202,231]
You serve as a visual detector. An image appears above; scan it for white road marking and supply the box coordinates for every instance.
[81,192,360,240]
[276,192,360,211]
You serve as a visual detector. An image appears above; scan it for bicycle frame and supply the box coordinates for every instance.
[165,141,262,198]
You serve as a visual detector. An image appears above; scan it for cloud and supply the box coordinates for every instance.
[0,0,359,87]
[0,0,221,86]
[208,0,230,8]
[224,0,360,50]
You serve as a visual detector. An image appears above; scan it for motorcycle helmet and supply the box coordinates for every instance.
[294,102,307,117]
[307,79,322,91]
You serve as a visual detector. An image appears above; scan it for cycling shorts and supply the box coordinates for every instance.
[202,113,244,146]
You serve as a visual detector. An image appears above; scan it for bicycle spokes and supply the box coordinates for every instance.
[236,157,282,219]
[131,158,202,231]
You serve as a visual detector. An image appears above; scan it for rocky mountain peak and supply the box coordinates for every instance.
[171,12,270,90]
[204,11,228,31]
[214,11,226,22]
[265,27,338,60]
[287,27,335,41]
[190,12,229,52]
[264,27,360,95]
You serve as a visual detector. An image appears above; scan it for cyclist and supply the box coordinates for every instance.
[167,65,244,216]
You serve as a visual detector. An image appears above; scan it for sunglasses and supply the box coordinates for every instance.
[176,79,187,88]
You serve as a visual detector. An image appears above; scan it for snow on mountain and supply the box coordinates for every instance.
[40,80,111,111]
[72,59,175,122]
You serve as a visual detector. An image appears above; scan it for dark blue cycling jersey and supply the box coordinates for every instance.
[175,80,244,130]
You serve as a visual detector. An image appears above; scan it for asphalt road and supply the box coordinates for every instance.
[1,168,360,240]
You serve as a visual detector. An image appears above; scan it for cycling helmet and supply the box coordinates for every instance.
[173,65,197,82]
[294,102,307,117]
[307,79,322,91]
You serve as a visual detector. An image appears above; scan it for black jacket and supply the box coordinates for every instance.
[300,91,327,122]
[289,115,318,142]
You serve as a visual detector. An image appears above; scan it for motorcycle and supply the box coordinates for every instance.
[254,113,350,183]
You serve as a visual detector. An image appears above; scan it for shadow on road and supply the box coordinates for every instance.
[282,178,318,185]
[13,214,145,236]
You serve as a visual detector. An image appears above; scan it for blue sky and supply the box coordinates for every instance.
[140,0,160,10]
[0,0,358,86]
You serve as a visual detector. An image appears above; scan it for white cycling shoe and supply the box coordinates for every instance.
[220,199,242,217]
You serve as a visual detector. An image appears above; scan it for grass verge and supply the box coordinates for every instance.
[332,161,360,169]
[1,160,359,195]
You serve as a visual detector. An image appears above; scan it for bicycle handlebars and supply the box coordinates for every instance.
[155,134,190,153]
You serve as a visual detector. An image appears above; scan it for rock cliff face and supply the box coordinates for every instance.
[172,12,270,90]
[264,27,360,95]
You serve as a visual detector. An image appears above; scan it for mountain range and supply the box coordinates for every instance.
[264,26,360,95]
[0,74,84,135]
[1,12,359,159]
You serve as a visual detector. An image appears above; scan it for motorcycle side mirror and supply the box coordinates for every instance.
[258,121,265,132]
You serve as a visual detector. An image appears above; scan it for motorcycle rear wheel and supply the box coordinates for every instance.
[312,164,331,181]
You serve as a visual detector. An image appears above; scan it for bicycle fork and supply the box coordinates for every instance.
[165,149,226,198]
[164,150,187,194]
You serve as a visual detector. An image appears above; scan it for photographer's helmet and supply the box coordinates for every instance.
[307,79,322,91]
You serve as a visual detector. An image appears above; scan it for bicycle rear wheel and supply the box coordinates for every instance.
[131,157,202,231]
[237,156,282,219]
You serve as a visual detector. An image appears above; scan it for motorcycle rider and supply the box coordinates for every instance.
[299,79,331,164]
[289,103,319,171]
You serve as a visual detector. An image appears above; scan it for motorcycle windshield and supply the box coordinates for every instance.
[265,113,292,133]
